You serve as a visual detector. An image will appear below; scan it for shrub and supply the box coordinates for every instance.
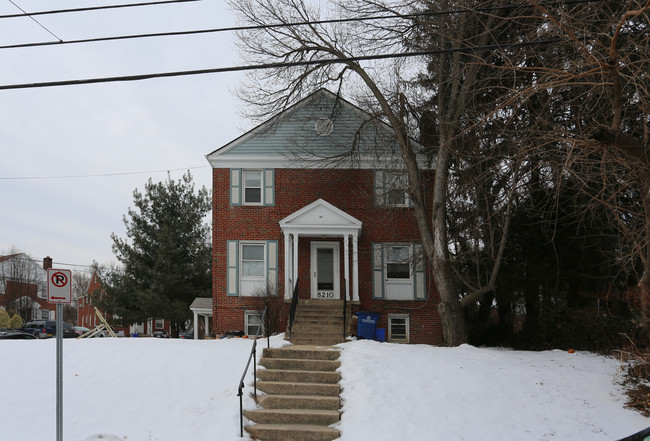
[0,310,10,328]
[9,314,23,330]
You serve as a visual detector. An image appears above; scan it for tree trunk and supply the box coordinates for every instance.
[433,138,468,345]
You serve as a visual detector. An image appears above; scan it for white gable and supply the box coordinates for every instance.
[279,199,362,236]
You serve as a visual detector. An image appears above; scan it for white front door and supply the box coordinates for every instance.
[310,242,340,299]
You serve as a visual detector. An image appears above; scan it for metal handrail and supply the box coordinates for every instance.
[288,279,299,338]
[343,284,347,340]
[237,299,269,438]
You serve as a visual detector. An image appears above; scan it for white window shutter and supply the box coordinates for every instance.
[372,243,385,299]
[227,240,239,296]
[413,243,426,300]
[263,169,275,206]
[374,170,385,206]
[266,240,278,296]
[230,169,242,206]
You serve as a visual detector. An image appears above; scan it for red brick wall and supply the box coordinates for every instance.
[212,167,443,344]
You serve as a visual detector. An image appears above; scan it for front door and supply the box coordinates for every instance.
[310,242,340,299]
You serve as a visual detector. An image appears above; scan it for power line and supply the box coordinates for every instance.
[0,166,208,181]
[0,0,605,50]
[0,39,567,91]
[8,0,62,42]
[0,0,200,19]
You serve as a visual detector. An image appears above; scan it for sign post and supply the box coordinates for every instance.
[47,268,71,441]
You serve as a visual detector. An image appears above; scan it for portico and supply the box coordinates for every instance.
[279,199,362,302]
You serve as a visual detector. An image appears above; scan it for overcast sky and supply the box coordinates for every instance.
[0,0,247,271]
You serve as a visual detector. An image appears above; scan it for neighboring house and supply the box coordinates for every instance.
[78,271,170,336]
[0,253,55,321]
[206,89,443,344]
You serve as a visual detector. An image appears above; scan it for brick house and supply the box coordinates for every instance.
[0,253,56,321]
[206,89,442,344]
[78,271,170,336]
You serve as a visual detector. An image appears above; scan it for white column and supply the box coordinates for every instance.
[344,234,350,301]
[284,232,291,300]
[204,315,210,339]
[193,311,198,340]
[353,234,359,301]
[292,233,299,293]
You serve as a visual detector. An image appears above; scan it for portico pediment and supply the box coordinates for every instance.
[279,198,362,236]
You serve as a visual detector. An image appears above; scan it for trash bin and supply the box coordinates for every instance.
[375,328,386,342]
[355,312,379,340]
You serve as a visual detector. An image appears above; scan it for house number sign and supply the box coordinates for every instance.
[316,291,335,298]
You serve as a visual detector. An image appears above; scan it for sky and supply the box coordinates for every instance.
[0,0,247,270]
[1,336,648,440]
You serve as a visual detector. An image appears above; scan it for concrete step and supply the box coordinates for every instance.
[290,327,343,336]
[244,408,340,425]
[245,424,340,441]
[257,381,340,396]
[263,347,340,361]
[258,394,340,410]
[258,369,340,384]
[289,337,346,346]
[259,358,340,372]
[297,299,343,307]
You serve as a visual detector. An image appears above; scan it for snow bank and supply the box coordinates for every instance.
[1,337,646,441]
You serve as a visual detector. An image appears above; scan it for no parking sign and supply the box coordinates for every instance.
[47,268,72,304]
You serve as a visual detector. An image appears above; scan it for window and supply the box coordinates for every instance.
[41,309,50,320]
[155,319,164,329]
[242,244,265,278]
[243,170,262,204]
[386,246,411,280]
[375,170,410,207]
[230,168,275,206]
[388,314,409,343]
[227,240,278,297]
[372,243,425,301]
[245,311,264,337]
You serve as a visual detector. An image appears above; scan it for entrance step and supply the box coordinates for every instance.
[245,346,342,441]
[245,424,340,441]
[287,299,350,346]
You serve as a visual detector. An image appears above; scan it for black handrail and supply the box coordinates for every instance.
[288,279,299,338]
[343,283,347,340]
[237,299,269,438]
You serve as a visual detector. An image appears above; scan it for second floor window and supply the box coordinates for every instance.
[243,170,262,204]
[230,168,275,206]
[375,170,410,207]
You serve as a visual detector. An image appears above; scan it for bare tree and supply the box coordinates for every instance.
[0,251,44,322]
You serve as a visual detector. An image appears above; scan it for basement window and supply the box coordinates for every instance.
[388,314,409,343]
[245,311,264,337]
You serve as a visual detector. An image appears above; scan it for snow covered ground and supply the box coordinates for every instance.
[1,335,647,441]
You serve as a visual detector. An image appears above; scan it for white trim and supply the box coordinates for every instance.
[207,154,430,170]
[310,242,340,300]
[388,314,410,343]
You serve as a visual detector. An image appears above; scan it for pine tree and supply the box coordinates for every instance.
[109,172,211,336]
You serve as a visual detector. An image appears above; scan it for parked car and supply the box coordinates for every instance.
[0,329,36,340]
[22,320,76,338]
[73,326,91,337]
[152,329,170,338]
[179,329,194,339]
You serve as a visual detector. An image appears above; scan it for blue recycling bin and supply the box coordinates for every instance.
[355,312,379,340]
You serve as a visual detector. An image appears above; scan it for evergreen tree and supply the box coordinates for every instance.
[109,172,211,336]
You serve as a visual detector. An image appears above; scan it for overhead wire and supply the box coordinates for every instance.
[0,0,605,50]
[7,0,62,42]
[0,0,200,19]
[0,166,209,181]
[0,39,572,90]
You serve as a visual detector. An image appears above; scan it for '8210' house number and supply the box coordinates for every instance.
[316,291,335,298]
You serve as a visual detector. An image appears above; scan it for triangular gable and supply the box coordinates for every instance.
[206,89,426,169]
[279,199,362,235]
